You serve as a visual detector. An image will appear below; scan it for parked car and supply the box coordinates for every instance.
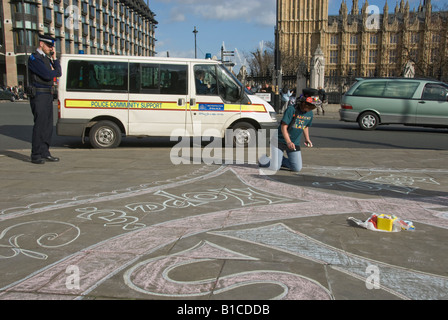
[0,87,15,102]
[340,78,448,130]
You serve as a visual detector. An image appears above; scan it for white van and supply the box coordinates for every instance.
[56,54,278,148]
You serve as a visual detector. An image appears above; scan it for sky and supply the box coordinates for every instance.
[149,0,446,72]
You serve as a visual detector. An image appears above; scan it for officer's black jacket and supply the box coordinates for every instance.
[28,50,62,88]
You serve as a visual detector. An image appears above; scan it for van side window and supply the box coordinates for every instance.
[384,82,419,99]
[131,63,188,95]
[194,65,218,96]
[160,65,187,95]
[422,84,448,101]
[67,61,128,92]
[140,64,159,93]
[352,81,386,97]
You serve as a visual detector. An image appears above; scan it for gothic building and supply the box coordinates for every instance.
[277,0,448,84]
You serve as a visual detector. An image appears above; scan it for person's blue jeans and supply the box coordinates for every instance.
[263,145,303,172]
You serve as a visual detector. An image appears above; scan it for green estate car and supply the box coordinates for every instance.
[340,78,448,130]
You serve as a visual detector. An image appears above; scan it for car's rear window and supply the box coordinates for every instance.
[384,82,419,99]
[352,81,386,97]
[352,81,419,99]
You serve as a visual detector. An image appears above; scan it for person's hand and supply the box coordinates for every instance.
[304,140,313,148]
[287,141,296,151]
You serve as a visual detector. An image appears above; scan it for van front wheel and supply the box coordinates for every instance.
[231,122,257,148]
[358,112,379,130]
[89,120,122,148]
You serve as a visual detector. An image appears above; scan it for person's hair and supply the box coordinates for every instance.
[302,101,317,110]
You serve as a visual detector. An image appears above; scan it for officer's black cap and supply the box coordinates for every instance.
[39,34,56,47]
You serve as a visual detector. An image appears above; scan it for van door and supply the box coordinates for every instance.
[127,62,189,136]
[417,83,448,126]
[187,64,242,138]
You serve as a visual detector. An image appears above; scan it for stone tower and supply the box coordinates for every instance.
[277,0,329,65]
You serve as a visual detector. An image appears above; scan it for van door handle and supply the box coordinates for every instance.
[190,98,196,106]
[418,101,426,104]
[178,98,185,106]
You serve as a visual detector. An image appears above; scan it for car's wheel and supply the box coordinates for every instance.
[10,95,15,102]
[89,120,122,148]
[231,121,257,148]
[358,112,379,130]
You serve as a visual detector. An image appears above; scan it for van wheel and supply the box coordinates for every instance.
[231,122,257,148]
[358,112,379,130]
[89,120,122,148]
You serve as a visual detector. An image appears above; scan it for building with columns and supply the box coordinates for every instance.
[0,0,158,87]
[277,0,448,87]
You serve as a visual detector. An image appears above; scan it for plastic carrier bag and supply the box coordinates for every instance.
[348,213,415,232]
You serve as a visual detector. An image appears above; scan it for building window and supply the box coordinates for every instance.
[330,35,339,45]
[411,33,420,44]
[410,49,418,61]
[44,7,53,23]
[389,49,397,64]
[14,30,37,47]
[390,34,398,44]
[432,34,441,44]
[350,35,358,45]
[367,69,377,78]
[431,48,439,63]
[370,34,378,44]
[65,39,71,53]
[369,49,377,64]
[349,50,358,64]
[330,50,338,64]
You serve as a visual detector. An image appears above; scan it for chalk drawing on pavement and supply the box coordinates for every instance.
[0,221,80,260]
[306,166,442,195]
[0,164,447,300]
[211,223,448,300]
[0,165,226,219]
[123,240,333,300]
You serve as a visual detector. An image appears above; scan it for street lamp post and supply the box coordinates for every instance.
[193,26,198,59]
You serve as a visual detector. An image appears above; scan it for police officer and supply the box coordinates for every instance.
[28,34,62,164]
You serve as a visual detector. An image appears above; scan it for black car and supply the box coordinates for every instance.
[0,88,15,101]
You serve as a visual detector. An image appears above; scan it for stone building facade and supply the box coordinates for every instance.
[1,0,158,87]
[278,0,448,86]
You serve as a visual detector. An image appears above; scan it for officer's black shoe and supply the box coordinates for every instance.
[31,158,45,164]
[44,155,60,162]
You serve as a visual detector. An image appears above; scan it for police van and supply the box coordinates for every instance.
[56,54,278,148]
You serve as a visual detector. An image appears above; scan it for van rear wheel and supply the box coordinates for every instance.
[89,120,122,148]
[358,112,379,130]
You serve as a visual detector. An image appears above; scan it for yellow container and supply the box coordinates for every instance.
[377,214,397,232]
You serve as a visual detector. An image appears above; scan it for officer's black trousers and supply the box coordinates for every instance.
[30,93,54,160]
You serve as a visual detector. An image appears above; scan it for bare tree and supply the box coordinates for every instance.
[244,41,275,76]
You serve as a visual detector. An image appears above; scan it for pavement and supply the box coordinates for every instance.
[0,104,447,302]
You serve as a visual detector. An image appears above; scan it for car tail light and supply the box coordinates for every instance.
[341,103,353,110]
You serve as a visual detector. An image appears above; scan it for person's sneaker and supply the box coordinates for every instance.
[258,154,270,168]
